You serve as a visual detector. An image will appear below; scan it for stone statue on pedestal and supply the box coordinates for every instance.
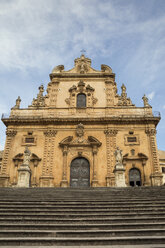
[17,146,31,188]
[115,147,123,164]
[114,147,126,187]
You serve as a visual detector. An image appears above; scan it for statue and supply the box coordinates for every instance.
[142,94,151,107]
[23,146,31,165]
[115,147,123,164]
[12,96,21,109]
[114,147,126,187]
[17,146,31,187]
[121,84,126,96]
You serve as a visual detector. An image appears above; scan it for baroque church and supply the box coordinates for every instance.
[0,54,163,188]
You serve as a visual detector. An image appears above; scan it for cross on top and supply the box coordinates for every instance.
[80,49,86,55]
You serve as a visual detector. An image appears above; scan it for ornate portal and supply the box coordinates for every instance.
[70,157,90,187]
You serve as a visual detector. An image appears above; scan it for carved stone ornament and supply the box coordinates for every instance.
[101,64,112,73]
[51,65,64,73]
[65,81,98,108]
[117,84,134,106]
[74,54,91,74]
[6,129,17,137]
[44,129,57,137]
[29,85,47,108]
[145,128,157,136]
[76,123,84,137]
[104,129,118,136]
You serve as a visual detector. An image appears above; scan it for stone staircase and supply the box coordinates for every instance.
[0,186,165,246]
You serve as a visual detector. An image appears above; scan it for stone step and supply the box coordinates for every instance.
[1,212,165,218]
[0,228,165,238]
[0,201,165,206]
[0,198,165,203]
[0,236,165,246]
[0,207,164,213]
[1,222,165,230]
[0,216,165,224]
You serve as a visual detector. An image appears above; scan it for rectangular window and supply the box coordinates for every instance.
[127,137,137,143]
[25,137,34,143]
[162,167,165,173]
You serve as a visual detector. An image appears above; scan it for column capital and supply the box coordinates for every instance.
[104,129,118,136]
[92,146,98,155]
[145,128,156,136]
[63,146,68,156]
[6,129,17,137]
[44,129,57,137]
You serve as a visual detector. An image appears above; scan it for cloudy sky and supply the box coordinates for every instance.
[0,0,165,150]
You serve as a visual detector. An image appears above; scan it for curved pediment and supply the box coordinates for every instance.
[59,135,102,148]
[50,55,114,75]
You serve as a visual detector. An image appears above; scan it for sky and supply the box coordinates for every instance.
[0,0,165,150]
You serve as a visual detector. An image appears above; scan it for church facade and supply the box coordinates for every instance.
[0,55,163,187]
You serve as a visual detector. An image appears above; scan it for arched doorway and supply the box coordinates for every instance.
[70,157,90,188]
[129,168,141,187]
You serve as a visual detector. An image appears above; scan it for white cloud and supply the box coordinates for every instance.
[147,91,155,100]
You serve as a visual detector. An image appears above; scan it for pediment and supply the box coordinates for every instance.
[51,55,113,75]
[59,135,102,147]
[123,152,148,161]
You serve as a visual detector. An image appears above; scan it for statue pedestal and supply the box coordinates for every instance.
[60,179,68,187]
[17,163,31,187]
[150,173,163,186]
[113,163,126,187]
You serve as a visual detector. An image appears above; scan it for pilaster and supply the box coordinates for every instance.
[40,129,57,187]
[91,145,98,187]
[0,129,17,187]
[145,128,163,186]
[60,146,68,187]
[104,128,118,186]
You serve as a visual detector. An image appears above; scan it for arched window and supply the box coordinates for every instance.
[77,93,86,108]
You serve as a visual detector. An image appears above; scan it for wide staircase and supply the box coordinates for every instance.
[0,186,165,247]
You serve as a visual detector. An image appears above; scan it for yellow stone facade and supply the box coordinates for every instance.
[0,55,163,187]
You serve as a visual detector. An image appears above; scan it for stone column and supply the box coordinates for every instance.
[60,146,68,187]
[0,129,17,187]
[104,129,118,186]
[91,145,98,187]
[40,129,57,187]
[145,128,163,186]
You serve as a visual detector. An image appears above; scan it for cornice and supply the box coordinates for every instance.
[49,72,115,80]
[2,115,160,127]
